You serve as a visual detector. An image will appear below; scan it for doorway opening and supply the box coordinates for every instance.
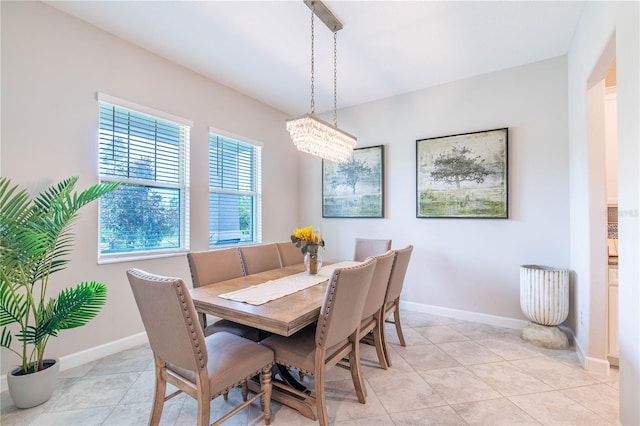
[603,62,619,367]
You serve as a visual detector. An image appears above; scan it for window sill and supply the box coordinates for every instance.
[98,250,188,265]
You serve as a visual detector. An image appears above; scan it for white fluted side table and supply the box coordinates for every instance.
[520,265,570,349]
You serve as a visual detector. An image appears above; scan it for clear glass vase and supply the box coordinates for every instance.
[304,251,323,275]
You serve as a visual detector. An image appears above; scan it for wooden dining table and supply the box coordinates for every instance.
[189,262,343,420]
[190,263,333,336]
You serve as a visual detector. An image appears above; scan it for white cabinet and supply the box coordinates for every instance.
[608,265,619,362]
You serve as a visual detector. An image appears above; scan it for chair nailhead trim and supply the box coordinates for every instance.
[213,363,274,398]
[275,361,314,377]
[174,281,206,368]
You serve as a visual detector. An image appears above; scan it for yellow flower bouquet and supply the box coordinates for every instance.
[291,226,325,275]
[290,226,325,255]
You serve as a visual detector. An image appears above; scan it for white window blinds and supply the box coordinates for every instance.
[98,96,190,259]
[208,131,262,246]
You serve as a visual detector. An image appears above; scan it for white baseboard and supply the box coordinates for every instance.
[402,301,617,374]
[574,335,611,376]
[584,356,610,376]
[574,334,586,365]
[1,332,148,393]
[400,300,528,330]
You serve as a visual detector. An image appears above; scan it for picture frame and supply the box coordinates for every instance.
[322,145,385,218]
[416,128,508,218]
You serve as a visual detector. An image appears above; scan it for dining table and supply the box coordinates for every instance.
[189,260,359,420]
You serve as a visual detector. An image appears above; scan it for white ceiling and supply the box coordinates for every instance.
[46,1,585,116]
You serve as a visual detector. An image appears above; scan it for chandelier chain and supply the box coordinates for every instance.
[286,1,356,163]
[333,32,337,126]
[310,9,315,114]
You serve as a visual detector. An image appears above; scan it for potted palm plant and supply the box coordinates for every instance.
[0,176,119,408]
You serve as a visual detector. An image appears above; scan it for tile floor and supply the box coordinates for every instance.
[1,310,619,425]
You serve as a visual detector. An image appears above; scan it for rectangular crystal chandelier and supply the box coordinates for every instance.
[287,1,357,163]
[286,113,357,163]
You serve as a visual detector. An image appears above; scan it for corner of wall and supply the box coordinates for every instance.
[573,327,611,376]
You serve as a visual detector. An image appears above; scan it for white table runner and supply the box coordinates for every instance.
[218,261,360,305]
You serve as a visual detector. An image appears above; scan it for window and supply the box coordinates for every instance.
[208,130,262,247]
[98,94,191,260]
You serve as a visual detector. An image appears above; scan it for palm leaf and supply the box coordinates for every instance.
[0,227,48,288]
[32,177,78,213]
[39,282,107,336]
[0,280,29,326]
[0,328,13,350]
[0,178,34,223]
[28,180,120,284]
[15,325,38,344]
[39,180,119,246]
[33,298,58,343]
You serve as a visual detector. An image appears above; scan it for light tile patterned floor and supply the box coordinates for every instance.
[1,311,619,425]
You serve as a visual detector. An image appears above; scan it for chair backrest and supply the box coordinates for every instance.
[353,238,392,262]
[187,247,244,288]
[385,245,414,304]
[361,250,396,321]
[315,258,377,349]
[239,243,282,275]
[276,241,305,267]
[126,268,207,373]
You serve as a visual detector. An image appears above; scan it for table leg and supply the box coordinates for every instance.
[276,364,308,393]
[247,373,316,420]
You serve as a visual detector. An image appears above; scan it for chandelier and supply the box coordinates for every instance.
[286,0,357,163]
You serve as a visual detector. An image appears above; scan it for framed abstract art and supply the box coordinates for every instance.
[322,145,385,218]
[416,128,508,218]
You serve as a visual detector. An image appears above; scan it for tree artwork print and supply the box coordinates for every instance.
[322,145,385,218]
[416,128,508,218]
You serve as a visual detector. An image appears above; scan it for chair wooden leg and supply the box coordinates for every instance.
[196,393,210,426]
[241,382,249,401]
[260,366,273,425]
[314,365,329,426]
[381,314,393,367]
[349,339,367,403]
[393,304,406,347]
[150,360,167,425]
[196,371,211,426]
[373,319,389,370]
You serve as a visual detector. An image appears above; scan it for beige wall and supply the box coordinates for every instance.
[300,56,570,323]
[567,2,639,424]
[0,1,300,376]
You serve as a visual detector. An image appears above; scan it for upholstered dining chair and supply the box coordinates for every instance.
[276,241,305,267]
[381,245,414,366]
[239,243,282,275]
[353,238,392,262]
[187,249,260,341]
[126,268,274,426]
[357,250,395,371]
[260,259,377,426]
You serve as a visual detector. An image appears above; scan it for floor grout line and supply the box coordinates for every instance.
[1,311,619,425]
